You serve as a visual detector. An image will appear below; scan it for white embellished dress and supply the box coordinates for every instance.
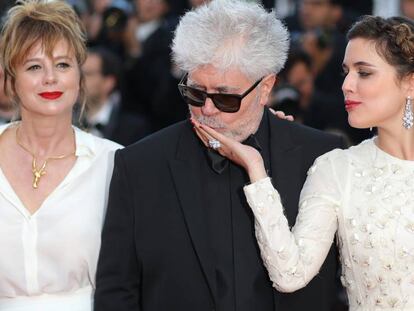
[244,138,414,311]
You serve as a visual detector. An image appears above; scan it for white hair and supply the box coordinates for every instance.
[172,0,290,80]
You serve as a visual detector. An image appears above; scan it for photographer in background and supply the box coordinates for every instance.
[283,1,347,100]
[87,1,133,59]
[123,0,181,129]
[282,1,371,145]
[270,48,370,145]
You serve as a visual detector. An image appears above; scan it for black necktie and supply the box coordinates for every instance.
[206,134,262,174]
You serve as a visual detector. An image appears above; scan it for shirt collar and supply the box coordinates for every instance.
[74,126,96,158]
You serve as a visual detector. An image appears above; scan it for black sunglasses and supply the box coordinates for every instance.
[177,73,263,113]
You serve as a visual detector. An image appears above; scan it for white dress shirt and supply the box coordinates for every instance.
[0,123,122,310]
[245,138,414,311]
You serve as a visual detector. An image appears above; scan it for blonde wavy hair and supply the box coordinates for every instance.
[0,0,87,116]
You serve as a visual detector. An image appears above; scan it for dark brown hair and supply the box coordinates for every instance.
[347,15,414,80]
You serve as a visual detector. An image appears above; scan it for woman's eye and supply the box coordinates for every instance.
[27,64,41,71]
[57,62,70,69]
[358,71,371,77]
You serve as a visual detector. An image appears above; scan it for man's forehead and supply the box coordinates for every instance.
[187,77,241,93]
[188,66,247,91]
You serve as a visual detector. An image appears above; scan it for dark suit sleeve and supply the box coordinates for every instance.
[94,150,140,310]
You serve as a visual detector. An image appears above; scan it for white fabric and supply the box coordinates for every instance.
[0,286,92,311]
[0,123,121,310]
[244,138,414,311]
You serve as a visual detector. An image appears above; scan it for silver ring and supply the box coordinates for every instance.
[208,138,221,150]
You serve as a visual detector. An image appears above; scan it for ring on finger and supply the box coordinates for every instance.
[208,138,221,150]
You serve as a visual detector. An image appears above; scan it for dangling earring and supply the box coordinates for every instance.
[403,96,414,129]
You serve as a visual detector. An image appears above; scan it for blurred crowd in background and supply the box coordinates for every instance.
[0,0,413,147]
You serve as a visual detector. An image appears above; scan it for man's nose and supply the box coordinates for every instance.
[201,97,220,116]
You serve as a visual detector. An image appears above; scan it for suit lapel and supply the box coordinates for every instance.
[168,123,217,307]
[268,116,303,225]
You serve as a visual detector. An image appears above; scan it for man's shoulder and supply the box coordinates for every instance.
[117,120,188,159]
[269,117,343,148]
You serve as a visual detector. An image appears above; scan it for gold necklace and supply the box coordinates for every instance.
[15,126,76,189]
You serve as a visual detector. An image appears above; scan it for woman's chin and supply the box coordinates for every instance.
[348,117,372,130]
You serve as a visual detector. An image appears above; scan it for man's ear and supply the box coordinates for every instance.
[258,74,276,107]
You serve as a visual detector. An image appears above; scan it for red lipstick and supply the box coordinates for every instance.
[345,100,361,111]
[39,92,63,100]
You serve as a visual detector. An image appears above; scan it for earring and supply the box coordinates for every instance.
[403,96,414,129]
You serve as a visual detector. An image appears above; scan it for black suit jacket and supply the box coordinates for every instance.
[95,111,344,311]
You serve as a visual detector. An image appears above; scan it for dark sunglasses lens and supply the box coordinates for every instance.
[180,86,205,107]
[211,94,241,113]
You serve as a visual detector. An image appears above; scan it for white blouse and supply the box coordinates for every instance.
[0,123,121,310]
[244,138,414,311]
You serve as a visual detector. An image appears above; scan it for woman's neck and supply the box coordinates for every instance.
[17,114,75,158]
[376,126,414,160]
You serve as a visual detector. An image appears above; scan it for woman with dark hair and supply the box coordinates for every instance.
[0,1,120,310]
[193,15,414,310]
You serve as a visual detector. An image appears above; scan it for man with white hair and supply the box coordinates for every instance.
[95,1,343,310]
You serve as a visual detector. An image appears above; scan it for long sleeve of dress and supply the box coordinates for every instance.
[244,154,341,292]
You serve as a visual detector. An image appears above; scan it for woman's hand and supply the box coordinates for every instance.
[269,108,294,121]
[192,118,268,182]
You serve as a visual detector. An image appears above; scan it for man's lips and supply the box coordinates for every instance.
[39,92,63,100]
[345,100,361,110]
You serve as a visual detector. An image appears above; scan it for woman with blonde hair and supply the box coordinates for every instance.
[0,1,121,310]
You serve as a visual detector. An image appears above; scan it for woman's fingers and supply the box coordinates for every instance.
[195,125,228,155]
[285,115,294,121]
[269,108,294,121]
[190,118,266,181]
[192,118,226,146]
[196,122,224,140]
[193,126,210,147]
[192,121,234,157]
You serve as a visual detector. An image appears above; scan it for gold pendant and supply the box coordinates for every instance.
[32,158,47,189]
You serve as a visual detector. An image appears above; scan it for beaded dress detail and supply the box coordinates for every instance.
[244,138,414,311]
